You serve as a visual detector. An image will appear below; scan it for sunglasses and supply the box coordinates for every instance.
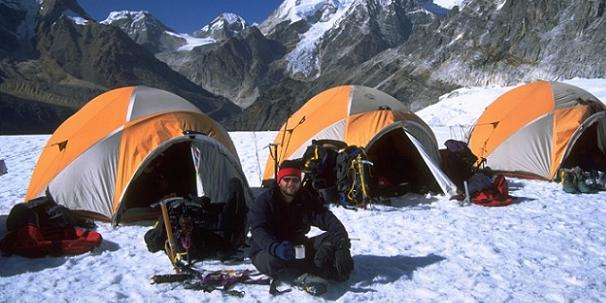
[281,176,301,183]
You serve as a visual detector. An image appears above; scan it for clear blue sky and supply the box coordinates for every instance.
[78,0,284,33]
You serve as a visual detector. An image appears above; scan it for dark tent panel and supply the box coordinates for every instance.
[366,128,441,194]
[122,141,197,212]
[561,119,606,171]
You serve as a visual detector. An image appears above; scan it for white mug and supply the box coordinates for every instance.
[294,244,305,259]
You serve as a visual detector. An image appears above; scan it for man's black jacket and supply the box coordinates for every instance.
[249,185,349,257]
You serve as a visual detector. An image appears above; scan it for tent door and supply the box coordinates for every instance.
[561,113,606,171]
[405,132,458,195]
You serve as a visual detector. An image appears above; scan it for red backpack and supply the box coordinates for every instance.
[471,175,514,207]
[1,200,102,258]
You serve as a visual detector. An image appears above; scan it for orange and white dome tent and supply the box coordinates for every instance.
[263,85,456,195]
[26,86,252,224]
[468,80,606,180]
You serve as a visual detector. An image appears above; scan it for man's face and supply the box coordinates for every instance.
[278,176,301,200]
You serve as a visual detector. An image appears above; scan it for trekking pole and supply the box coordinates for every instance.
[252,131,263,184]
[276,113,292,167]
[280,116,305,163]
[268,144,279,181]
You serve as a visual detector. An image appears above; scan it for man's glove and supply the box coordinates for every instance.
[271,241,295,260]
[333,238,353,281]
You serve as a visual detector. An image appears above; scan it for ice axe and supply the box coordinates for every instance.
[152,197,188,273]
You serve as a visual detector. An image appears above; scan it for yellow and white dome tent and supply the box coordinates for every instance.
[263,85,456,195]
[468,80,606,180]
[26,86,252,224]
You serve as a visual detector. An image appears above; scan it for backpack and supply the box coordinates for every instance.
[471,174,514,207]
[7,194,94,231]
[301,140,342,204]
[335,145,374,208]
[1,195,102,257]
[441,139,479,189]
[144,179,248,261]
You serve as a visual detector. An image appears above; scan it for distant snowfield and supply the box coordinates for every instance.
[433,0,465,9]
[1,79,606,302]
[175,33,216,51]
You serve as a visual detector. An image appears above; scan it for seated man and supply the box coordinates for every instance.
[249,160,354,291]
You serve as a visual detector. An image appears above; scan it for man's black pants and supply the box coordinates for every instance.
[252,233,331,281]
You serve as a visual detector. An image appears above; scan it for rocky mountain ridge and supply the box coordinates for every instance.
[0,0,239,135]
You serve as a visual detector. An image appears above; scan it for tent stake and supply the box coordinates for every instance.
[462,180,471,206]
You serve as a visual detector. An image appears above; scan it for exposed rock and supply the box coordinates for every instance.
[0,0,240,135]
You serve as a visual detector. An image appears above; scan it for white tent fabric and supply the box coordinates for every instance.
[486,113,554,179]
[406,131,458,195]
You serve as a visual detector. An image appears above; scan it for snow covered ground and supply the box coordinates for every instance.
[1,79,606,302]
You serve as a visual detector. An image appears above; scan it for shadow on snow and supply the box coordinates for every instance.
[322,253,445,300]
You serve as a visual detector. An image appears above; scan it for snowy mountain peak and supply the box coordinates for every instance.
[261,0,463,35]
[193,13,247,40]
[101,10,157,27]
[261,0,452,80]
[260,0,357,35]
[218,12,246,26]
[100,10,177,39]
[259,0,361,79]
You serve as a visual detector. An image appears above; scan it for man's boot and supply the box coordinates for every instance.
[575,167,595,194]
[560,168,578,194]
[292,273,329,296]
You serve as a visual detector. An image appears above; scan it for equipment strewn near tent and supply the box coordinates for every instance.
[263,85,457,206]
[468,80,606,180]
[25,86,253,225]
